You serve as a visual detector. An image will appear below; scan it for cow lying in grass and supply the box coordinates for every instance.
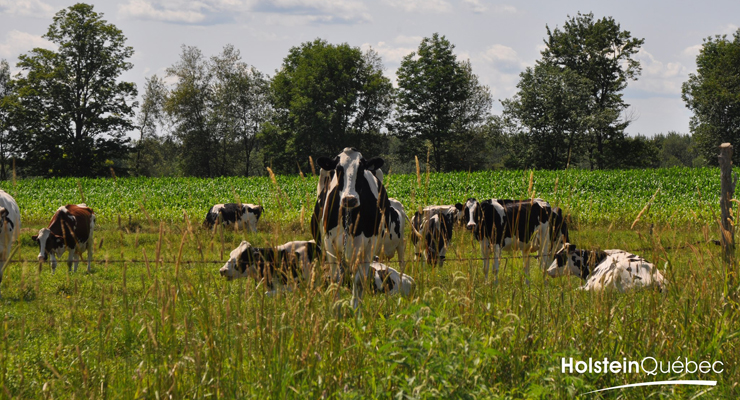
[219,240,415,297]
[547,244,666,292]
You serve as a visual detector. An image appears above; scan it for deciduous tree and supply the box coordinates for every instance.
[682,29,740,165]
[11,3,136,177]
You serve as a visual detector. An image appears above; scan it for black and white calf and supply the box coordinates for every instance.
[203,203,263,232]
[410,207,457,267]
[219,240,318,291]
[463,198,554,283]
[0,190,20,297]
[369,262,415,296]
[547,244,665,292]
[312,147,391,309]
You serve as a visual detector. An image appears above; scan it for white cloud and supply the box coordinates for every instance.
[462,0,486,13]
[721,23,739,35]
[118,0,212,24]
[631,48,690,95]
[0,0,54,18]
[0,30,55,60]
[382,0,452,14]
[681,44,702,60]
[479,44,526,73]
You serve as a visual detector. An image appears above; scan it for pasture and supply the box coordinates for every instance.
[0,168,738,399]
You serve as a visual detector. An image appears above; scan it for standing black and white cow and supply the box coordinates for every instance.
[313,147,391,309]
[203,203,263,232]
[463,197,554,283]
[32,204,95,273]
[547,244,665,292]
[409,207,457,267]
[0,190,20,297]
[219,240,318,292]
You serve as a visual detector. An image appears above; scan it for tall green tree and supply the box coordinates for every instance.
[211,45,271,177]
[11,3,136,177]
[0,59,14,180]
[134,75,167,176]
[502,64,592,169]
[165,45,214,177]
[395,33,492,172]
[264,39,393,173]
[682,29,740,165]
[537,12,644,169]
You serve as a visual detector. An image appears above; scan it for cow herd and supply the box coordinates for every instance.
[0,147,665,304]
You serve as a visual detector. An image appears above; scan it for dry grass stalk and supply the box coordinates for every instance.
[631,188,660,230]
[415,156,421,186]
[309,156,316,176]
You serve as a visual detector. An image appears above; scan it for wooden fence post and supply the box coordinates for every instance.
[719,143,737,288]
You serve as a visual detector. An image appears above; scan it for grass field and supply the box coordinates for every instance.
[0,168,739,399]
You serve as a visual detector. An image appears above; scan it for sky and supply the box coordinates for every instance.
[1,0,739,137]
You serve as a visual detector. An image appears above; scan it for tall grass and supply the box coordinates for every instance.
[0,168,738,398]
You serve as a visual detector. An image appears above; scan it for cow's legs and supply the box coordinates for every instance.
[481,237,491,280]
[86,243,93,273]
[351,261,370,310]
[68,251,79,272]
[493,244,502,283]
[50,253,58,273]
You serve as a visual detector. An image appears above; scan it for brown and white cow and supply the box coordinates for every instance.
[0,190,21,297]
[32,204,95,273]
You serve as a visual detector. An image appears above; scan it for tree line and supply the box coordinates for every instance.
[0,4,738,179]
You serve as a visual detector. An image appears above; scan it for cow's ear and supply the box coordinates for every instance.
[364,157,384,171]
[568,243,576,252]
[455,203,463,211]
[317,156,339,171]
[32,235,39,242]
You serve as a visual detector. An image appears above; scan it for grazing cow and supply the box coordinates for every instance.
[369,261,415,296]
[422,204,464,225]
[313,147,390,309]
[219,240,319,292]
[0,190,21,297]
[547,244,666,292]
[203,203,263,232]
[32,204,95,273]
[463,197,554,283]
[409,207,457,267]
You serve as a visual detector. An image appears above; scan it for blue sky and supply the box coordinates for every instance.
[1,0,738,137]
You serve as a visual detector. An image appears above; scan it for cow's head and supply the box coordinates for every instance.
[547,243,590,279]
[463,198,480,231]
[32,228,65,262]
[219,241,260,280]
[316,147,383,210]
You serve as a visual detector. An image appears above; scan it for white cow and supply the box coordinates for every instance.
[0,190,20,297]
[547,244,666,292]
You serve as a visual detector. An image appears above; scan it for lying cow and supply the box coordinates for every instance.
[547,244,666,292]
[369,261,415,297]
[32,204,95,273]
[219,240,319,291]
[410,207,457,267]
[0,190,21,297]
[463,197,555,283]
[203,203,263,232]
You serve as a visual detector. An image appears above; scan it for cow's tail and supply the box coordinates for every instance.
[404,213,423,240]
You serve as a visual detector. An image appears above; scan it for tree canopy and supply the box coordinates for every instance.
[682,29,740,165]
[395,33,492,172]
[264,39,393,174]
[10,3,137,177]
[504,12,644,170]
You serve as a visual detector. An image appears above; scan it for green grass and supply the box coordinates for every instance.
[0,166,728,226]
[0,169,739,399]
